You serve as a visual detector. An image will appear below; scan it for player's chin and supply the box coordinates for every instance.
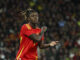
[35,22,39,25]
[34,21,39,24]
[32,22,38,25]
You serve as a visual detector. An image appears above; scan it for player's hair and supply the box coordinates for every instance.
[18,8,37,22]
[25,8,36,17]
[25,8,37,23]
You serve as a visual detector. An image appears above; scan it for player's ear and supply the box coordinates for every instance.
[24,15,27,20]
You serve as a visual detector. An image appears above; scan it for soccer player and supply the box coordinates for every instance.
[16,8,58,60]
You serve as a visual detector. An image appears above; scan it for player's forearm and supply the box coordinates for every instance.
[39,41,59,49]
[39,44,50,49]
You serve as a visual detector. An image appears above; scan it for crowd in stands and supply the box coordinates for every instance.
[0,0,80,60]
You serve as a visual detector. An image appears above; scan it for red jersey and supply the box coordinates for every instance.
[16,24,44,60]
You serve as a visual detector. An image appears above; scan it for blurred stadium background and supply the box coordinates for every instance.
[0,0,80,60]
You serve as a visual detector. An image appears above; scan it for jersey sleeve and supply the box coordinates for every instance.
[24,29,34,36]
[22,25,34,36]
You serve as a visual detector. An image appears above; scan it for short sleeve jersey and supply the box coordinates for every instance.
[16,24,44,60]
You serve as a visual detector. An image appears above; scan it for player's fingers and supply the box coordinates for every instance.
[51,41,58,45]
[55,41,59,43]
[52,42,57,45]
[51,41,59,43]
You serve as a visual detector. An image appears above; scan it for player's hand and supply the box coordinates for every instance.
[41,26,47,32]
[49,41,59,47]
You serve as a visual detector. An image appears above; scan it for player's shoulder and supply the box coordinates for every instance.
[22,24,32,30]
[21,24,26,27]
[21,24,26,29]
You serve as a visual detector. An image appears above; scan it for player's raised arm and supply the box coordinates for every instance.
[38,40,59,49]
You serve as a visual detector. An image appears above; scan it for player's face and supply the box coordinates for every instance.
[29,12,39,24]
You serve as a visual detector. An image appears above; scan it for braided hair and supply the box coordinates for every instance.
[25,8,36,17]
[18,8,38,24]
[20,8,37,23]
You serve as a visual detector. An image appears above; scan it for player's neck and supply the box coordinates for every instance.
[28,22,37,29]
